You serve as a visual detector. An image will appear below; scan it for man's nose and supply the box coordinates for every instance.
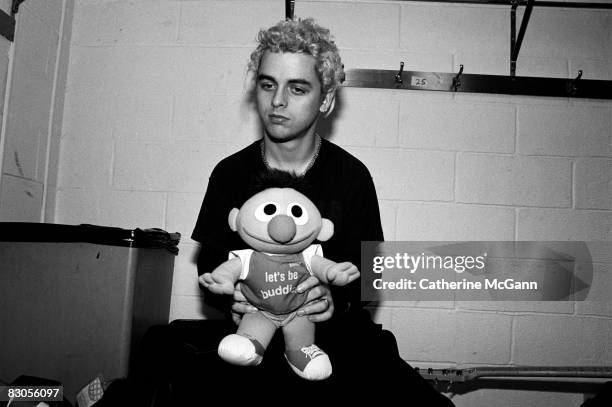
[272,87,287,107]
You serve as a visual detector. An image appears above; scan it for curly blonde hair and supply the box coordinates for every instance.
[248,18,345,94]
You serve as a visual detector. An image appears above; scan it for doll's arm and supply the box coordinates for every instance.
[199,257,242,295]
[310,255,360,286]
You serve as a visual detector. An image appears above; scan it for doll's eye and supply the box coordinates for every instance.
[287,203,309,226]
[255,202,278,222]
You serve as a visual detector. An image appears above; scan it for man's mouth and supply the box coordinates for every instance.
[269,114,289,124]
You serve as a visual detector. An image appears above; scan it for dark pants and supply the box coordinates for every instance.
[128,310,454,406]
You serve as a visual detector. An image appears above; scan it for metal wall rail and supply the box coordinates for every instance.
[343,67,612,99]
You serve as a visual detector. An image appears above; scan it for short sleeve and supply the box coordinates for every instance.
[302,244,323,274]
[229,249,252,279]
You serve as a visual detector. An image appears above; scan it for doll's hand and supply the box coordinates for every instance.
[199,273,235,295]
[325,262,360,286]
[295,277,334,323]
[231,283,258,326]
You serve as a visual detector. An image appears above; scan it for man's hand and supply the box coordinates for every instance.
[231,283,258,326]
[325,262,360,286]
[230,277,335,325]
[294,276,334,323]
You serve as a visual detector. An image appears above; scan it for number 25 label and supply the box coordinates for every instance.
[411,77,428,87]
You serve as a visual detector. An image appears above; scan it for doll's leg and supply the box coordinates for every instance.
[218,311,276,366]
[282,316,332,380]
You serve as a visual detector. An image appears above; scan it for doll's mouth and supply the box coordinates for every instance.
[243,229,316,247]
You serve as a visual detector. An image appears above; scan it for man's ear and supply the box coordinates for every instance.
[317,218,334,242]
[319,91,336,117]
[228,208,240,232]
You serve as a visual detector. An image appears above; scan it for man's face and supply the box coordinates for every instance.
[255,51,325,142]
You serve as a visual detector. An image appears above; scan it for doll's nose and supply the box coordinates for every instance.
[268,214,296,244]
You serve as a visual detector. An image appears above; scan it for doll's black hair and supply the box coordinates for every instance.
[246,169,311,199]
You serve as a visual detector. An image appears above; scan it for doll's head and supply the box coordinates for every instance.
[228,186,333,254]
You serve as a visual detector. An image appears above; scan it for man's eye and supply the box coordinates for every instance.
[259,82,275,90]
[291,87,306,95]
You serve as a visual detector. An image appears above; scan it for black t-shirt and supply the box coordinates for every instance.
[192,138,384,314]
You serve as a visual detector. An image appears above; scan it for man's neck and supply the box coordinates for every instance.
[262,132,320,175]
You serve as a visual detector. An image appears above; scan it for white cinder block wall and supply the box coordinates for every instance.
[58,1,611,405]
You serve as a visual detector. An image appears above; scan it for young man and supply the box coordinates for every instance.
[131,18,454,406]
[188,18,454,405]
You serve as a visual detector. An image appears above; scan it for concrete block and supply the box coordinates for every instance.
[574,158,612,210]
[515,56,569,79]
[378,300,455,310]
[518,104,611,157]
[517,208,612,241]
[171,243,201,297]
[456,154,571,207]
[62,88,115,139]
[73,0,179,45]
[390,309,512,364]
[379,200,397,241]
[518,8,609,59]
[166,192,206,244]
[457,301,573,314]
[513,315,612,365]
[65,47,120,94]
[98,190,166,228]
[105,47,179,99]
[172,93,258,144]
[113,141,232,192]
[178,1,280,46]
[576,262,612,318]
[400,5,508,56]
[453,53,508,76]
[0,175,43,222]
[569,58,611,81]
[341,49,453,72]
[172,47,253,96]
[397,203,515,241]
[346,147,454,201]
[55,188,165,228]
[332,88,398,148]
[400,96,515,153]
[299,1,400,49]
[112,93,173,140]
[57,137,112,188]
[55,188,99,225]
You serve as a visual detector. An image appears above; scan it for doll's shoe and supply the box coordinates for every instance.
[218,334,263,366]
[285,344,332,381]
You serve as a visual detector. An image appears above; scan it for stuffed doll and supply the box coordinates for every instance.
[200,186,360,381]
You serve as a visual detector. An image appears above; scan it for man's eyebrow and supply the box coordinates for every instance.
[288,79,313,87]
[257,74,276,82]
